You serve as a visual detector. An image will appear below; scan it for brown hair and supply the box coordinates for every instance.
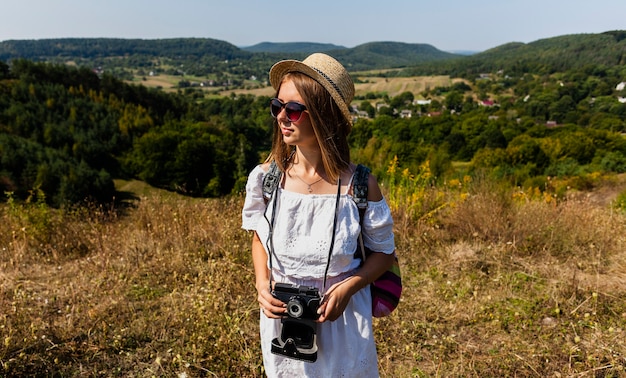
[266,72,351,183]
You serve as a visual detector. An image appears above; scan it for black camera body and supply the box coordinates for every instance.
[272,283,322,320]
[270,283,322,362]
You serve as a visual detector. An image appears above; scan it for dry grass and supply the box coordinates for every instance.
[354,76,461,98]
[1,178,626,377]
[214,75,463,99]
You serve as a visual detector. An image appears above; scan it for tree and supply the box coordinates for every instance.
[390,91,414,109]
[358,101,376,118]
[548,95,576,123]
[378,106,395,117]
[445,91,464,113]
[481,124,507,149]
[506,134,549,173]
[0,60,9,79]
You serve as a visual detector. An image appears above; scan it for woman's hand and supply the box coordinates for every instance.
[316,279,356,322]
[316,251,396,322]
[251,232,286,319]
[257,282,287,319]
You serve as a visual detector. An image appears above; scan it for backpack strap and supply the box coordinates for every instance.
[353,164,371,261]
[353,164,371,212]
[262,160,282,202]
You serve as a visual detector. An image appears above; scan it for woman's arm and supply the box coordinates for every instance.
[252,232,286,318]
[317,171,395,322]
[317,250,394,322]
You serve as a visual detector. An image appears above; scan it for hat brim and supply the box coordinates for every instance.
[269,59,352,125]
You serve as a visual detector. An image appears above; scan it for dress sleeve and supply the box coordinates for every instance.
[361,198,396,254]
[241,165,267,231]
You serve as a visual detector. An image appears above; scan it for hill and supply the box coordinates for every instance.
[239,41,461,71]
[328,41,461,71]
[0,38,461,74]
[0,37,251,61]
[475,31,626,71]
[397,30,626,77]
[1,32,625,79]
[241,41,347,54]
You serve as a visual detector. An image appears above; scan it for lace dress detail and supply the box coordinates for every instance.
[242,165,395,377]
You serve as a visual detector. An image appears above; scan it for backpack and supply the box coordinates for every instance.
[262,161,402,317]
[352,164,402,317]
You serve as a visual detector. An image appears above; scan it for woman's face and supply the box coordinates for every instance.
[275,78,317,148]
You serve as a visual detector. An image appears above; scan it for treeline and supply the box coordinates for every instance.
[0,38,281,83]
[392,31,626,78]
[2,56,626,207]
[0,59,271,206]
[0,38,461,78]
[351,64,626,189]
[2,32,625,85]
[0,38,249,61]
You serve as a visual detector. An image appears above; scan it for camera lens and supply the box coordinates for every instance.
[287,299,304,318]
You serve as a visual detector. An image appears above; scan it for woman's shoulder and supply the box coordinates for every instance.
[249,162,273,176]
[256,162,272,173]
[348,163,382,202]
[366,170,383,202]
[245,164,269,191]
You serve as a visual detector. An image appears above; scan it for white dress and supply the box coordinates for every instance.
[242,165,395,378]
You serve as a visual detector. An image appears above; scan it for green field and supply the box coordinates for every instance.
[129,72,463,100]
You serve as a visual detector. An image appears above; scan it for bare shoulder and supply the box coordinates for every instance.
[259,161,272,173]
[348,163,383,201]
[367,171,383,201]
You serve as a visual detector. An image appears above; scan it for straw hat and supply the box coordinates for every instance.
[269,53,355,125]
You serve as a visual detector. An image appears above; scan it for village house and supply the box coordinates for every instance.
[400,110,412,118]
[375,102,388,111]
[354,110,369,118]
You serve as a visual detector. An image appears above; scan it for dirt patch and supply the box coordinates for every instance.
[570,174,626,207]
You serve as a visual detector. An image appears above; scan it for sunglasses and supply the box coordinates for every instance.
[270,98,308,122]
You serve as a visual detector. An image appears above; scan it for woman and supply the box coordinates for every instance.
[242,53,396,377]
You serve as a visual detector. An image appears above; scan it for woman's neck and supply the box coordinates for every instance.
[292,147,324,175]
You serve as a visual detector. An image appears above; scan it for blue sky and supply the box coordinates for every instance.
[2,0,624,52]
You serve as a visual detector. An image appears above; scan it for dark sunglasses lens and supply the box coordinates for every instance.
[270,99,282,118]
[270,98,305,122]
[284,103,304,122]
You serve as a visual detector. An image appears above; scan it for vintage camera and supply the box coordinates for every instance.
[270,283,322,362]
[272,283,322,320]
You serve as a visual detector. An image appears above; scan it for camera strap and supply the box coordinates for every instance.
[322,179,341,292]
[263,160,340,294]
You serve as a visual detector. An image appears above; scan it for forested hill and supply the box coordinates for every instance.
[398,30,626,77]
[2,32,626,207]
[326,42,461,71]
[0,38,461,73]
[1,32,625,75]
[0,38,251,61]
[470,31,626,73]
[241,42,347,54]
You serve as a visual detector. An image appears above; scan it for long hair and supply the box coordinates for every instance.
[266,72,351,183]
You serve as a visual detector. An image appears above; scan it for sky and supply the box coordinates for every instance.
[1,0,624,52]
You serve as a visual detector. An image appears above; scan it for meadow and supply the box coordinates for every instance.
[216,74,463,99]
[1,168,626,377]
[128,71,459,100]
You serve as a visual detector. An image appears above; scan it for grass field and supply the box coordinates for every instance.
[135,75,181,90]
[129,72,461,100]
[215,75,463,99]
[354,75,461,98]
[2,174,626,377]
